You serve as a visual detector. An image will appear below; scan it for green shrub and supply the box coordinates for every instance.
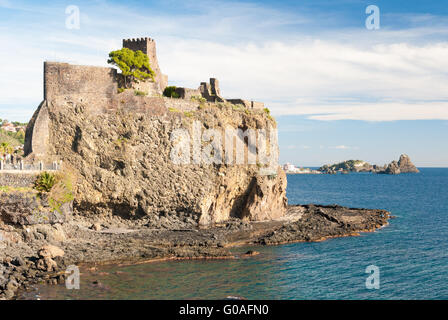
[34,172,56,193]
[117,87,125,94]
[107,48,155,87]
[163,86,180,98]
[191,95,206,104]
[263,107,275,121]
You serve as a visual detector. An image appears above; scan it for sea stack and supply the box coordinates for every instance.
[397,154,420,173]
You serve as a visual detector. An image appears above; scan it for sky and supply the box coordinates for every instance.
[0,0,447,166]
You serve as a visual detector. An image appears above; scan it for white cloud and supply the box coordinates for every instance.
[330,145,351,149]
[159,39,448,121]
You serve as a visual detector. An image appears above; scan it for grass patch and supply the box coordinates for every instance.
[134,90,148,96]
[0,186,35,193]
[191,95,206,104]
[113,137,128,146]
[168,107,181,113]
[231,104,245,111]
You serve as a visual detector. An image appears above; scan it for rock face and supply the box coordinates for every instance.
[24,99,287,227]
[383,161,401,175]
[241,166,288,221]
[397,154,419,173]
[40,100,286,226]
[38,245,64,259]
[378,154,419,174]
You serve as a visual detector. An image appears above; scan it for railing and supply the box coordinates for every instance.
[0,160,62,172]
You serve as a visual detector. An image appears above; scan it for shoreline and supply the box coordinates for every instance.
[1,204,391,300]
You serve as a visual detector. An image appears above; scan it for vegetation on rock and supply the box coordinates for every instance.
[134,90,148,96]
[34,172,56,193]
[47,171,74,214]
[319,160,369,173]
[34,171,74,214]
[163,86,180,98]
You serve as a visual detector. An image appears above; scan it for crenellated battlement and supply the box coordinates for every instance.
[123,37,154,43]
[122,37,155,55]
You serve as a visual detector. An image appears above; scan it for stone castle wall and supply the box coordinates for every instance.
[227,99,265,110]
[26,62,118,157]
[44,62,117,104]
[163,97,199,112]
[24,100,50,157]
[174,87,201,100]
[0,172,39,188]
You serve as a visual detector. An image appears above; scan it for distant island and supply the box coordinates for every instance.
[319,154,419,175]
[284,154,419,175]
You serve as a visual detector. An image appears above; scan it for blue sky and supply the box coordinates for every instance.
[0,0,447,166]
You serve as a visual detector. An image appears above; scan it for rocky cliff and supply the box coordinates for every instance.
[378,154,420,174]
[34,93,287,226]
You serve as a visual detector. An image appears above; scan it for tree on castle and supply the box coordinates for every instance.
[107,48,155,88]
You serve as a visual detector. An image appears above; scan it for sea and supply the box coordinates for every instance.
[18,168,448,300]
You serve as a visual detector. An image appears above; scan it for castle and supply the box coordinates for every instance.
[24,37,265,158]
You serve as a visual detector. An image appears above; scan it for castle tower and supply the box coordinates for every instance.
[122,37,168,92]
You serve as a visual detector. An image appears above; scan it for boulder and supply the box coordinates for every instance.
[36,257,58,272]
[91,223,102,231]
[383,161,401,175]
[38,245,64,259]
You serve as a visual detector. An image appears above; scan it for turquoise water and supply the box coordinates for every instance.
[21,168,448,299]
